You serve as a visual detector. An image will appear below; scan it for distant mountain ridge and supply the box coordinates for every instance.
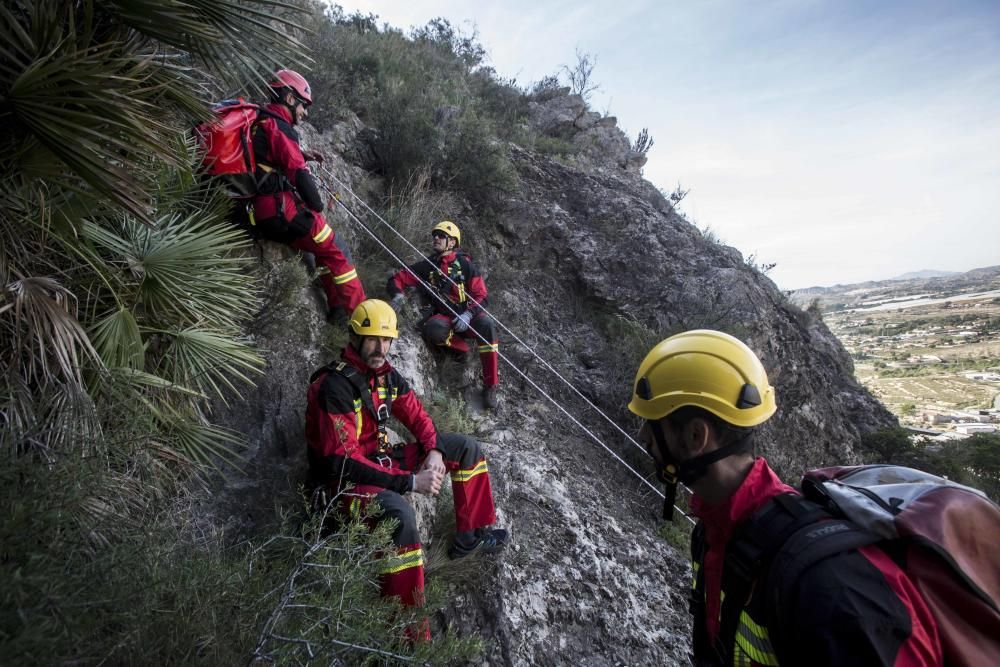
[891,269,960,281]
[790,265,1000,308]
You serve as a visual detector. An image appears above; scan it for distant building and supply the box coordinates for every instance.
[955,423,996,435]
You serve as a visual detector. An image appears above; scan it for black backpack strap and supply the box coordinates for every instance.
[763,514,881,648]
[710,494,845,663]
[326,362,397,453]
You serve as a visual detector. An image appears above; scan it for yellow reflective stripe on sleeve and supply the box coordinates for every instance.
[380,547,424,575]
[333,268,358,284]
[451,460,488,482]
[477,343,498,353]
[313,224,333,244]
[734,611,779,666]
[457,283,466,303]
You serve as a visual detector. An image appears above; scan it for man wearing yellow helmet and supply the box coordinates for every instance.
[387,220,500,410]
[629,330,941,666]
[305,299,508,637]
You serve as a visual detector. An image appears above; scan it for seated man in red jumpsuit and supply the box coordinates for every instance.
[386,221,500,410]
[251,69,365,320]
[305,299,508,634]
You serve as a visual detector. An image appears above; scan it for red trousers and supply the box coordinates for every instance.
[253,191,365,312]
[422,313,499,387]
[292,210,365,313]
[336,434,496,615]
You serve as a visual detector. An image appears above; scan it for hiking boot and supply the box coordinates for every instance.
[482,386,499,410]
[448,527,509,560]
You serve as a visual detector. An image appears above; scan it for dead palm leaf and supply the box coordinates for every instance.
[3,275,102,386]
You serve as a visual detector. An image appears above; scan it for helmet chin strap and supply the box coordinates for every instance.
[649,420,753,521]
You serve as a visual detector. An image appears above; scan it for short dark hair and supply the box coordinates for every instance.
[665,405,755,451]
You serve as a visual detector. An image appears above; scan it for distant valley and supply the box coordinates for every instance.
[791,266,1000,436]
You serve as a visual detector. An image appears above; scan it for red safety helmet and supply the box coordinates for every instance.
[270,69,312,105]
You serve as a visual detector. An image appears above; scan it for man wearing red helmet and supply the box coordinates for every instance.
[251,69,366,318]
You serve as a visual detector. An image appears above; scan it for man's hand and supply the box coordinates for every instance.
[302,149,324,163]
[453,311,472,333]
[421,449,446,475]
[412,466,444,496]
[389,292,406,313]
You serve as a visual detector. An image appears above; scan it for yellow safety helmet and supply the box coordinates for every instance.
[348,299,398,338]
[432,220,461,245]
[628,330,776,427]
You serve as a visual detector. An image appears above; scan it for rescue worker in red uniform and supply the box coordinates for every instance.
[305,299,508,636]
[629,330,943,666]
[251,69,365,318]
[386,221,500,410]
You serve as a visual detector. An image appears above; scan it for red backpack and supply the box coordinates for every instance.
[194,99,275,199]
[726,464,1000,666]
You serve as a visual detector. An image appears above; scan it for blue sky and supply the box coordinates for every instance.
[332,1,1000,289]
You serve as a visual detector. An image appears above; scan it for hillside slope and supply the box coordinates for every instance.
[207,91,896,664]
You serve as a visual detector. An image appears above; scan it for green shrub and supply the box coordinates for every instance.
[0,456,481,665]
[301,7,525,216]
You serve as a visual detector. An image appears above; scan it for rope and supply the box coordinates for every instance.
[317,167,694,525]
[320,166,651,457]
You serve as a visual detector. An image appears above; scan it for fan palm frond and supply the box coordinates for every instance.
[110,0,312,92]
[156,328,264,403]
[157,406,245,470]
[82,211,259,328]
[90,307,144,370]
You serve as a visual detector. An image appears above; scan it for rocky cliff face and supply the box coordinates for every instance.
[208,93,896,665]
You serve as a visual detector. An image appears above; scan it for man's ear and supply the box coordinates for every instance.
[683,417,713,456]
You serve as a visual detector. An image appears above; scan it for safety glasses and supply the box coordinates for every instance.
[431,231,449,240]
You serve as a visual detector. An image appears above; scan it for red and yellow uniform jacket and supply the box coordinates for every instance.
[690,457,942,666]
[387,249,487,316]
[250,102,323,221]
[305,345,438,494]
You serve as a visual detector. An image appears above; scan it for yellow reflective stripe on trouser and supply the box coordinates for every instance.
[478,343,498,353]
[333,268,358,284]
[691,560,700,589]
[380,547,424,575]
[451,460,488,482]
[313,224,333,244]
[734,610,779,666]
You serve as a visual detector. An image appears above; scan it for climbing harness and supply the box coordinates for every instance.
[317,166,694,524]
[327,361,397,456]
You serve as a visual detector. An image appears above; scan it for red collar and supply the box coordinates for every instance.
[436,250,458,263]
[263,102,294,124]
[691,458,797,542]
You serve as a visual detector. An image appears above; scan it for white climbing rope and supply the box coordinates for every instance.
[317,166,695,525]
